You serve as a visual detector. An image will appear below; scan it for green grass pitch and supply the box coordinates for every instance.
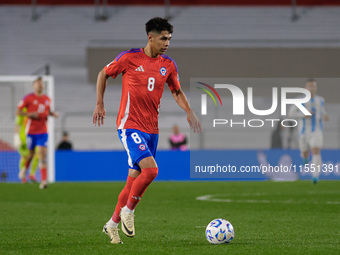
[1,181,339,255]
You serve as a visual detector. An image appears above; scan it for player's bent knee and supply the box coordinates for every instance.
[143,167,158,182]
[128,169,141,178]
[139,156,158,169]
[149,167,158,179]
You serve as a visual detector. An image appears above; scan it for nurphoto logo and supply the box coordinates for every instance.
[196,82,312,128]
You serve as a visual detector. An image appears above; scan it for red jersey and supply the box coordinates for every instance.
[17,93,51,135]
[104,48,181,134]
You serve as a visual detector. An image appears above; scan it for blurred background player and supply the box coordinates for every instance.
[57,131,73,150]
[169,124,188,151]
[13,107,39,183]
[17,77,58,189]
[270,121,283,149]
[289,79,329,183]
[93,17,202,244]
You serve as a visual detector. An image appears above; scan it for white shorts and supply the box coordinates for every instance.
[299,131,323,152]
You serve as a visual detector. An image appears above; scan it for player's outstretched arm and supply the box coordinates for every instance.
[16,108,38,119]
[171,88,203,134]
[49,110,59,118]
[93,69,109,127]
[321,100,329,121]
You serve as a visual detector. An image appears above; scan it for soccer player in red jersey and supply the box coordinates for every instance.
[93,17,202,244]
[17,77,58,189]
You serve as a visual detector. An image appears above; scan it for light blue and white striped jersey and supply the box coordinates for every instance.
[288,95,327,135]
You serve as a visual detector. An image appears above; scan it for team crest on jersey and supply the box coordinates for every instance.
[160,67,167,76]
[34,100,38,105]
[138,144,146,151]
[45,100,50,106]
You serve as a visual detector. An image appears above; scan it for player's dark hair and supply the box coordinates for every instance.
[306,78,317,84]
[145,17,173,34]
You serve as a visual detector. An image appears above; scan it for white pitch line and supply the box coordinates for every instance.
[306,191,340,195]
[327,201,340,205]
[196,194,340,205]
[197,195,272,204]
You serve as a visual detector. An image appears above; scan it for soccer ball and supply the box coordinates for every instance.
[205,218,234,244]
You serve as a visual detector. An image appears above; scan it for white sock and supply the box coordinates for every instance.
[108,218,119,228]
[311,154,322,179]
[123,205,134,214]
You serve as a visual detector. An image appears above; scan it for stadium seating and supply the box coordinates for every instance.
[1,6,340,149]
